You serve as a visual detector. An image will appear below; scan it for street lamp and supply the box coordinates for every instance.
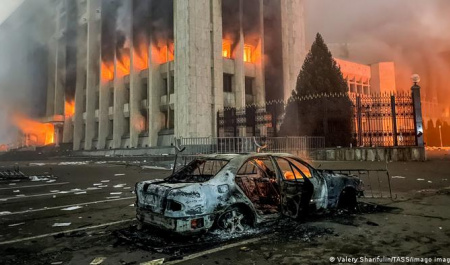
[410,74,424,147]
[411,74,421,85]
[439,125,443,147]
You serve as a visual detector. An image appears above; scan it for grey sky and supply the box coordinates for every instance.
[0,0,24,24]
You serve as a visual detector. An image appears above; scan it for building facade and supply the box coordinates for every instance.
[43,0,306,150]
[335,58,397,95]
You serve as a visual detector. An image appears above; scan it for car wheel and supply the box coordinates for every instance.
[338,188,358,211]
[217,206,248,234]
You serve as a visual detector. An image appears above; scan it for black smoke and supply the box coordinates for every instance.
[263,0,283,101]
[65,0,78,100]
[101,0,121,64]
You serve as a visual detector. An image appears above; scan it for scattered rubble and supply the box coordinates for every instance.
[61,206,83,211]
[0,168,28,180]
[52,223,72,227]
[114,202,398,258]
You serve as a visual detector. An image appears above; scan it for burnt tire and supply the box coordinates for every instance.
[338,188,358,211]
[217,206,250,234]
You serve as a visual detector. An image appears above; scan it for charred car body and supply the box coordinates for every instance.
[135,153,364,234]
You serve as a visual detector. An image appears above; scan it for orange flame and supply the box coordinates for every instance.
[222,39,256,62]
[0,144,8,152]
[65,100,75,117]
[223,40,232,58]
[12,114,54,146]
[117,48,131,78]
[244,44,254,63]
[152,41,174,64]
[101,62,114,82]
[132,115,146,133]
[134,42,149,70]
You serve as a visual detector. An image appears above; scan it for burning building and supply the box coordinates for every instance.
[40,0,306,150]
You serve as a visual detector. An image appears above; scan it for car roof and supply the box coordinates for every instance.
[192,153,300,161]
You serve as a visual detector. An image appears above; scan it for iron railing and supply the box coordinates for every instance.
[217,92,419,147]
[178,136,325,155]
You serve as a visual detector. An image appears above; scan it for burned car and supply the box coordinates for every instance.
[135,153,363,234]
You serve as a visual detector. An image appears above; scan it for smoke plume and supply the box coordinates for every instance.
[0,0,53,145]
[306,0,450,105]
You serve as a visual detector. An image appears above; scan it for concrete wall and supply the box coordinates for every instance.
[370,62,396,94]
[309,147,426,162]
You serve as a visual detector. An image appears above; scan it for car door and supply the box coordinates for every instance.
[235,157,280,215]
[286,158,328,210]
[274,157,314,219]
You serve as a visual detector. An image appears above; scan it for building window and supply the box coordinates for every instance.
[95,91,100,110]
[162,78,168,96]
[243,44,254,63]
[94,122,99,139]
[125,83,130,104]
[223,74,232,93]
[350,82,356,93]
[169,109,175,129]
[140,109,149,134]
[81,123,86,141]
[109,88,114,107]
[245,77,254,95]
[142,78,148,100]
[223,40,232,58]
[108,119,113,139]
[124,117,130,137]
[83,95,87,112]
[170,76,175,94]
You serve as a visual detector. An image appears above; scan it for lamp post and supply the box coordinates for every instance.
[439,125,443,147]
[411,74,424,147]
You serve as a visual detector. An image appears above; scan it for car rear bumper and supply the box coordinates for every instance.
[136,208,215,234]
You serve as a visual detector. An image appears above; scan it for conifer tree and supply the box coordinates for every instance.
[279,33,353,147]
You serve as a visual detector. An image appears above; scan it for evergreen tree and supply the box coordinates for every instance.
[280,33,352,147]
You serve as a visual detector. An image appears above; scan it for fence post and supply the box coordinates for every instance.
[232,108,237,137]
[390,95,398,146]
[356,96,362,146]
[411,82,424,147]
[216,111,220,137]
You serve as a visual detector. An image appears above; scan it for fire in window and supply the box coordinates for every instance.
[222,40,232,58]
[244,44,254,63]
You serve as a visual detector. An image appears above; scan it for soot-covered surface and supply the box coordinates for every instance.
[113,202,400,258]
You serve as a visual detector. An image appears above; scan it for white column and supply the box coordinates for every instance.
[85,0,101,150]
[174,0,213,138]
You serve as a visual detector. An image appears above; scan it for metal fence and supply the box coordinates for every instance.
[323,168,393,199]
[352,92,417,147]
[178,136,325,155]
[217,91,419,147]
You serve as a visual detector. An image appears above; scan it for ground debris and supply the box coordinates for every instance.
[113,223,267,257]
[0,167,28,180]
[90,257,106,265]
[113,202,397,258]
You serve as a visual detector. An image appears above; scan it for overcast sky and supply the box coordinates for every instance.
[0,0,24,24]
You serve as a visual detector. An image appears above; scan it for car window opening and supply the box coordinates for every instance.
[235,158,280,215]
[166,159,229,183]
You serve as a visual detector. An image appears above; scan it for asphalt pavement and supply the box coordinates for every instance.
[0,155,449,264]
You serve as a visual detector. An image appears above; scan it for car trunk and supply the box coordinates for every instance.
[136,181,191,214]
